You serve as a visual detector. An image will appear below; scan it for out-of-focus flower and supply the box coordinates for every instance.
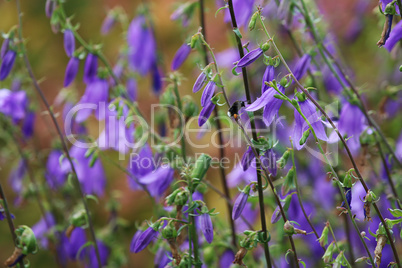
[152,63,163,94]
[87,241,109,268]
[171,43,191,70]
[22,111,35,138]
[45,0,56,18]
[131,226,158,253]
[0,89,27,121]
[101,12,117,35]
[384,20,402,52]
[245,86,284,127]
[223,0,255,28]
[1,38,10,59]
[261,149,277,176]
[32,213,56,249]
[75,78,109,122]
[9,159,27,195]
[65,227,87,260]
[154,248,172,268]
[45,150,68,189]
[220,249,235,268]
[64,57,80,87]
[292,99,327,150]
[127,16,156,75]
[126,78,137,101]
[0,50,17,81]
[83,53,98,84]
[139,165,175,198]
[63,29,75,58]
[396,132,402,162]
[292,54,311,81]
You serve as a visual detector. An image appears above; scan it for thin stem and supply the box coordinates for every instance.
[258,14,401,266]
[289,143,324,251]
[172,79,188,163]
[198,0,237,247]
[225,1,273,266]
[328,222,352,268]
[0,183,26,267]
[343,214,356,267]
[15,1,102,266]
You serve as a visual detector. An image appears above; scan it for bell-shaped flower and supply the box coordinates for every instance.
[223,0,255,28]
[75,78,109,123]
[241,146,255,171]
[199,213,214,243]
[220,249,235,268]
[198,100,215,127]
[63,29,75,58]
[245,86,285,127]
[131,226,158,253]
[292,99,327,150]
[87,240,109,267]
[171,43,191,70]
[193,71,208,93]
[32,213,56,249]
[83,53,98,84]
[101,13,116,35]
[152,64,162,94]
[0,50,16,81]
[201,81,215,107]
[1,38,10,59]
[261,65,275,93]
[232,185,250,220]
[45,150,68,189]
[22,111,35,138]
[138,165,174,198]
[65,227,87,260]
[0,89,28,121]
[154,248,172,268]
[64,57,80,87]
[237,47,263,68]
[9,159,27,195]
[292,54,311,81]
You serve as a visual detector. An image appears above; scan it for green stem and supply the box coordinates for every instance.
[328,222,352,268]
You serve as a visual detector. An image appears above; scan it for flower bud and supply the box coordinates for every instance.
[280,76,289,87]
[63,29,75,58]
[64,57,79,87]
[0,50,16,81]
[281,167,295,196]
[299,129,311,146]
[166,189,181,205]
[174,190,189,206]
[248,12,258,31]
[232,185,251,220]
[191,154,212,181]
[70,209,88,227]
[183,96,198,118]
[131,225,159,253]
[160,89,176,106]
[283,220,295,235]
[193,70,208,93]
[200,213,214,243]
[384,2,396,15]
[318,222,329,247]
[322,241,335,263]
[276,149,290,169]
[15,225,38,255]
[261,42,270,52]
[161,223,177,240]
[190,33,200,49]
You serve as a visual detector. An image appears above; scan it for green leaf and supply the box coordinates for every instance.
[389,208,402,218]
[233,28,242,39]
[86,194,99,204]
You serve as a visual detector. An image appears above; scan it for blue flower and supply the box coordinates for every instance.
[199,213,214,243]
[201,81,215,107]
[245,86,284,127]
[223,0,255,28]
[126,78,137,101]
[63,29,75,58]
[219,249,235,268]
[64,57,80,87]
[87,241,109,268]
[131,226,158,253]
[237,47,263,68]
[171,43,191,70]
[65,227,87,260]
[154,248,172,268]
[76,78,109,122]
[0,50,17,81]
[32,213,56,249]
[193,70,208,93]
[139,165,174,198]
[384,20,402,52]
[83,53,98,84]
[241,146,255,171]
[292,99,327,150]
[292,54,311,81]
[0,89,28,121]
[9,159,27,195]
[198,100,215,127]
[45,150,68,189]
[22,111,35,138]
[232,186,250,220]
[152,63,162,94]
[261,65,275,93]
[101,13,116,35]
[1,38,10,59]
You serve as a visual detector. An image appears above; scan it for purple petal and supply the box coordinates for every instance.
[83,54,98,84]
[201,81,215,107]
[63,29,75,58]
[193,71,207,93]
[198,101,215,127]
[245,88,275,112]
[64,57,79,87]
[232,192,249,220]
[261,65,275,93]
[171,43,191,70]
[237,48,263,68]
[200,213,213,243]
[0,50,16,81]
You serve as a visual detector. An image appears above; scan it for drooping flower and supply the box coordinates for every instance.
[241,146,255,171]
[45,150,68,189]
[9,159,27,195]
[193,70,208,93]
[232,186,250,220]
[64,57,80,87]
[200,213,214,243]
[22,111,35,138]
[154,248,172,268]
[261,65,275,93]
[337,102,366,154]
[152,63,162,94]
[292,98,327,150]
[63,29,75,58]
[83,53,98,84]
[223,0,255,28]
[245,86,285,127]
[127,16,156,75]
[0,89,27,121]
[220,249,235,268]
[129,230,143,253]
[75,78,109,123]
[65,227,87,260]
[198,100,215,127]
[131,226,158,253]
[171,43,191,70]
[292,54,311,81]
[383,20,402,52]
[62,144,106,196]
[138,165,175,198]
[1,38,10,59]
[87,240,109,268]
[237,47,263,68]
[126,78,137,101]
[201,81,215,107]
[32,213,56,249]
[0,50,17,81]
[101,13,116,35]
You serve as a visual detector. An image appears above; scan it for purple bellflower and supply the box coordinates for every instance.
[337,102,366,154]
[127,16,156,75]
[241,146,255,171]
[83,53,98,84]
[75,78,109,123]
[62,144,106,196]
[220,249,235,268]
[245,86,285,127]
[237,47,263,68]
[32,213,56,249]
[232,186,250,220]
[292,99,327,150]
[126,78,137,101]
[236,202,257,232]
[131,226,158,253]
[9,159,27,196]
[1,38,10,59]
[0,89,27,121]
[63,29,75,58]
[45,150,68,189]
[193,71,208,93]
[198,100,215,127]
[152,63,163,94]
[171,43,191,70]
[64,57,79,87]
[129,230,143,252]
[87,241,109,268]
[154,248,172,268]
[65,227,87,260]
[138,165,174,198]
[292,54,311,81]
[200,213,214,243]
[261,65,275,93]
[22,111,35,138]
[384,20,402,52]
[223,0,255,28]
[0,50,17,81]
[396,132,402,162]
[261,149,277,176]
[201,81,215,107]
[101,13,116,35]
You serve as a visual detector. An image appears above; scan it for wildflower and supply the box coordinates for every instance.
[83,53,98,84]
[87,241,109,267]
[261,65,275,93]
[292,54,311,81]
[75,78,109,122]
[193,70,208,93]
[292,98,327,150]
[129,230,143,252]
[1,38,10,59]
[200,213,214,243]
[45,0,56,18]
[32,213,55,249]
[245,86,284,127]
[232,185,251,220]
[65,227,87,260]
[261,149,277,176]
[127,16,156,75]
[45,150,68,189]
[154,248,172,268]
[126,78,137,101]
[201,81,215,107]
[0,50,17,81]
[0,89,27,121]
[220,249,235,268]
[63,29,75,58]
[223,0,255,28]
[152,63,162,94]
[171,43,191,70]
[198,99,216,126]
[131,226,159,253]
[137,164,174,198]
[101,12,117,35]
[64,57,80,87]
[383,20,402,51]
[9,159,27,195]
[22,111,35,138]
[241,146,255,171]
[237,47,263,68]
